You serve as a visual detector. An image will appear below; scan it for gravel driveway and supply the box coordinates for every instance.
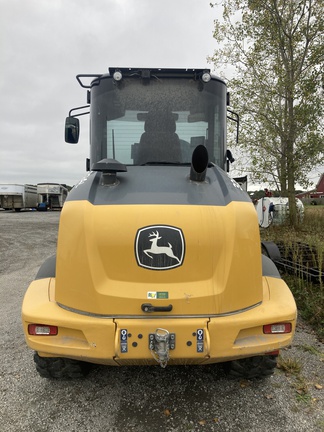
[0,210,323,432]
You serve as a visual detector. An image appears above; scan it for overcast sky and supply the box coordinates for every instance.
[0,0,225,187]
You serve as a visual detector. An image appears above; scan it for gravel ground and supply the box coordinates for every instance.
[0,210,323,432]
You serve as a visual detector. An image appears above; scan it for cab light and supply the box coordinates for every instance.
[201,72,211,83]
[263,323,292,334]
[113,71,123,81]
[28,324,58,336]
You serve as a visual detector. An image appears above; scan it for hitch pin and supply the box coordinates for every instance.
[151,328,170,368]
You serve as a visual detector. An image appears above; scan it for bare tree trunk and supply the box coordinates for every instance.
[287,168,297,226]
[279,148,287,193]
[287,92,297,226]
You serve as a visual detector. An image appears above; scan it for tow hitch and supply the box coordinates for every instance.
[149,328,175,368]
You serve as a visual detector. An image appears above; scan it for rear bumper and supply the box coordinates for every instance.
[22,277,296,366]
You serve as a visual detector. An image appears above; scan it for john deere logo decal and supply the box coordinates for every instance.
[135,225,185,270]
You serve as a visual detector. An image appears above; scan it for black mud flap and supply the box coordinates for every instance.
[35,255,56,280]
[261,241,281,261]
[262,254,281,278]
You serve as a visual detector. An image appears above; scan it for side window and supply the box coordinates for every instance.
[106,112,145,164]
[213,108,222,166]
[176,113,208,163]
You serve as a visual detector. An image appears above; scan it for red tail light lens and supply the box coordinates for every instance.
[28,324,58,336]
[266,350,280,356]
[263,323,292,334]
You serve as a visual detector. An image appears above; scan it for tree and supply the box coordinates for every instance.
[210,0,324,225]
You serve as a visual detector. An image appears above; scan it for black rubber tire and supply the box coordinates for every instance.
[224,355,278,379]
[34,352,92,379]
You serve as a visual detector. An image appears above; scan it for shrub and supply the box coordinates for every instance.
[260,205,324,340]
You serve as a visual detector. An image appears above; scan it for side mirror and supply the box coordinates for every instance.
[65,117,80,144]
[226,149,235,172]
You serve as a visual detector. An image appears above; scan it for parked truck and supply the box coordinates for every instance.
[37,183,68,210]
[0,184,37,211]
[22,68,297,379]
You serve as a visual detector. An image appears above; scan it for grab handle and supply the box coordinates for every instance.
[141,303,173,313]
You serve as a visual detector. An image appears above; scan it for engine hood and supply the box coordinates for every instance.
[66,165,250,206]
[55,167,262,316]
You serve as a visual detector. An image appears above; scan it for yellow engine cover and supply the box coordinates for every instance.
[55,200,262,316]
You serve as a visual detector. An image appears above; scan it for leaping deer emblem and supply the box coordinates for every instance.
[144,231,180,263]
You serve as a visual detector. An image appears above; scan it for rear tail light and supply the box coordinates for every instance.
[28,324,58,336]
[266,350,280,356]
[263,323,292,334]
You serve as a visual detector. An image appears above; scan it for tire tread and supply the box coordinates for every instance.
[225,355,278,379]
[34,353,91,379]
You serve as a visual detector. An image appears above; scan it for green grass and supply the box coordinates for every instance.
[277,356,302,374]
[277,356,312,403]
[260,205,324,340]
[300,344,323,356]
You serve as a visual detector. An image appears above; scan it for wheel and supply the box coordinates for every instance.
[224,355,278,379]
[34,352,92,379]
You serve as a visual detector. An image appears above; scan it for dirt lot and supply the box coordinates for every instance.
[0,210,323,432]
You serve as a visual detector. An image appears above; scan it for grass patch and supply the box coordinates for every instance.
[284,275,324,340]
[295,392,312,403]
[277,356,312,403]
[277,356,302,375]
[300,345,322,356]
[260,205,324,340]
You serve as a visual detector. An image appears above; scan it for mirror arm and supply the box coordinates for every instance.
[69,105,90,117]
[227,109,240,144]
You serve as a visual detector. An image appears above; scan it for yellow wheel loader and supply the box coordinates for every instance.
[22,68,296,379]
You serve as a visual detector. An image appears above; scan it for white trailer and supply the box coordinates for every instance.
[0,184,37,211]
[37,183,68,210]
[256,197,304,228]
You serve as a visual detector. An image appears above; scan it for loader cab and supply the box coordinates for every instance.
[67,68,229,171]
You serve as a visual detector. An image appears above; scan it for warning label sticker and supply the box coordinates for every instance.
[147,292,169,299]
